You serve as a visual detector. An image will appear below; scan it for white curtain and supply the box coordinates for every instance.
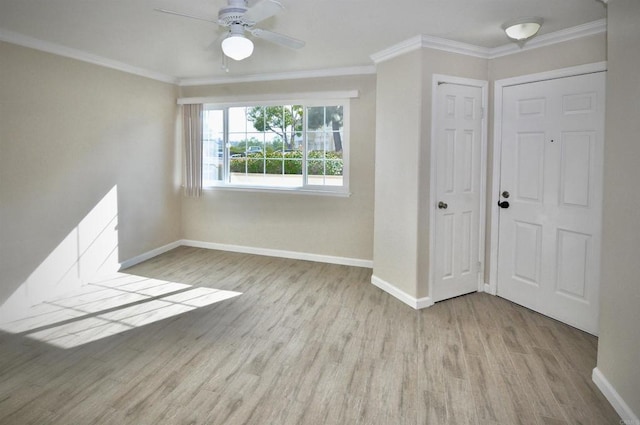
[182,104,203,197]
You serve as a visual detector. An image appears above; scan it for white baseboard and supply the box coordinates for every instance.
[120,239,373,272]
[119,240,182,270]
[592,367,639,424]
[370,275,433,309]
[181,239,373,269]
[484,283,497,295]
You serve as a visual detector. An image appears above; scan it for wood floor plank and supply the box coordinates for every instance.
[451,296,486,357]
[509,351,568,421]
[465,353,511,424]
[530,347,584,407]
[493,371,542,425]
[419,390,449,425]
[444,377,478,425]
[0,247,620,424]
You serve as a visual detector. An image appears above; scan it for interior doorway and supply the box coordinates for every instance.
[430,75,488,303]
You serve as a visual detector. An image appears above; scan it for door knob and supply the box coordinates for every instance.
[502,191,510,199]
[498,200,510,209]
[438,201,448,209]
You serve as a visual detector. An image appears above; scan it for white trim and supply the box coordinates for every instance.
[592,368,640,424]
[494,61,607,88]
[2,18,605,86]
[483,283,496,295]
[182,239,373,268]
[428,75,489,303]
[370,19,607,64]
[202,185,351,197]
[178,65,376,87]
[196,97,351,195]
[119,240,182,270]
[0,29,374,86]
[422,35,491,59]
[119,239,373,270]
[371,275,433,309]
[488,61,607,297]
[178,90,359,105]
[0,29,178,85]
[370,35,489,64]
[489,19,607,59]
[370,35,423,64]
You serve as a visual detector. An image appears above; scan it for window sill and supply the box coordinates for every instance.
[202,185,352,197]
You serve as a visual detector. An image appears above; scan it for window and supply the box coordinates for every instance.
[201,99,349,194]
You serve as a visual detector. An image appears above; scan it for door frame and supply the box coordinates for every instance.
[486,61,607,296]
[428,74,489,302]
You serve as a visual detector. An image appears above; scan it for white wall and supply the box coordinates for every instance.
[179,75,376,263]
[373,50,423,296]
[488,33,607,81]
[596,0,640,419]
[372,48,487,300]
[0,42,181,321]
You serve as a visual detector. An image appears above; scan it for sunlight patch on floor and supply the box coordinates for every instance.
[0,272,242,349]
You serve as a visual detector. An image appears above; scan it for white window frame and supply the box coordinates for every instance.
[179,91,357,196]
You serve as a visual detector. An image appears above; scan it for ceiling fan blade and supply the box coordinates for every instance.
[243,0,284,24]
[250,28,305,49]
[154,9,217,24]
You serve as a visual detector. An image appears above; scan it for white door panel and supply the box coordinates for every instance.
[433,82,484,302]
[497,72,605,334]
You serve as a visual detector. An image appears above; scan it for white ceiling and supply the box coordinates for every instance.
[0,0,607,82]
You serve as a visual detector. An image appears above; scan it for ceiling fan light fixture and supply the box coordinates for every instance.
[503,17,543,41]
[221,32,254,61]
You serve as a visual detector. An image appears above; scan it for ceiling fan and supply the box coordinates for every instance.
[155,0,305,61]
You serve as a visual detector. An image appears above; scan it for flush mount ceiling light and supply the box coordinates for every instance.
[503,17,544,41]
[221,24,254,61]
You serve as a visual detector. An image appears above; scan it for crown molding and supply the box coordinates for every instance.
[178,65,376,87]
[0,29,375,87]
[2,17,606,86]
[370,19,607,64]
[369,35,423,64]
[369,34,490,63]
[0,29,178,84]
[422,35,492,59]
[370,34,491,64]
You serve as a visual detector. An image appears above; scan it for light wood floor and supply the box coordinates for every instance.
[0,246,620,424]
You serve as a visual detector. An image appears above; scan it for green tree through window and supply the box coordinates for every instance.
[247,106,302,151]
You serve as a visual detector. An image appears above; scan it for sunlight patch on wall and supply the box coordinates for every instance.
[0,272,242,349]
[1,186,120,323]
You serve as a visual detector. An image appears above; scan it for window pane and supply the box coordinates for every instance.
[265,132,282,153]
[305,105,344,187]
[229,133,246,158]
[203,109,224,186]
[228,107,247,133]
[227,104,305,187]
[282,148,303,186]
[245,133,265,158]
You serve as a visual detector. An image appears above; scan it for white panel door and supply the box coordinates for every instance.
[497,72,605,334]
[433,83,484,302]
